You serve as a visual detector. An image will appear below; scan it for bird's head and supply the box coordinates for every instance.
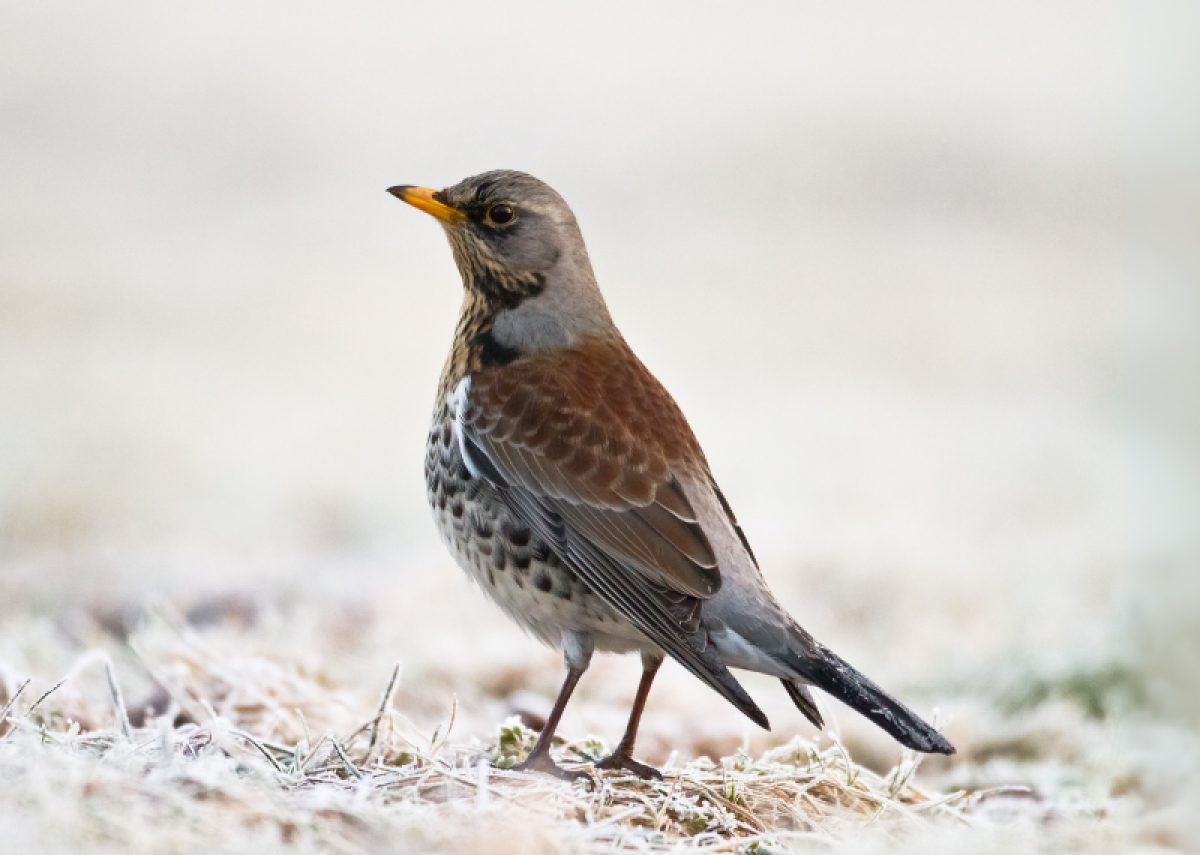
[389,170,615,353]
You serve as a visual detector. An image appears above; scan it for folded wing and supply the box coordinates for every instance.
[458,338,767,727]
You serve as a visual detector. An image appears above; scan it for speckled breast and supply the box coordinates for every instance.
[424,399,637,651]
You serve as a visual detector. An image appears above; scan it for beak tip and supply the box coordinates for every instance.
[387,183,463,224]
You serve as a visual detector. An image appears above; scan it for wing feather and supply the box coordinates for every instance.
[461,341,720,598]
[481,479,766,727]
[454,338,768,726]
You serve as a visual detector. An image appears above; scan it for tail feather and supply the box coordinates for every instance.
[694,632,771,731]
[780,646,955,755]
[781,680,824,729]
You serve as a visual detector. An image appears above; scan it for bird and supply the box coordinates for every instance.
[388,170,954,781]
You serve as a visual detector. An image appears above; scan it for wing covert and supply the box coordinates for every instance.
[460,343,721,599]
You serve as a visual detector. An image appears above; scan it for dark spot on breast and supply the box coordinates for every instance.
[533,572,552,593]
[530,542,551,563]
[441,424,453,446]
[502,522,531,548]
[450,501,464,519]
[471,517,494,539]
[512,550,532,571]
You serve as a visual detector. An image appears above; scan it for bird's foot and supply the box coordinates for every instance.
[509,751,593,783]
[595,750,663,781]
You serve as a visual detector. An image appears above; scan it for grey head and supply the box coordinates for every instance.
[388,170,616,353]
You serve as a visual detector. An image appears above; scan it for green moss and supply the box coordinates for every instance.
[571,735,609,762]
[493,720,538,767]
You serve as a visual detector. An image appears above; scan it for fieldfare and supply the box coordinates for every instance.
[389,171,954,781]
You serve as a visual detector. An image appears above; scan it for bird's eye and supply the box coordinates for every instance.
[486,203,516,225]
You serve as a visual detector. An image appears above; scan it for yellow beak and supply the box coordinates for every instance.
[386,185,466,225]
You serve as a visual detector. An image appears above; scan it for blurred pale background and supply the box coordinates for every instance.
[1,1,1198,754]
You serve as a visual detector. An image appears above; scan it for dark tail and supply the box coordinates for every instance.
[780,646,954,755]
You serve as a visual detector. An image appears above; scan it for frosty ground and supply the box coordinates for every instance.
[3,4,1198,851]
[1,557,1195,854]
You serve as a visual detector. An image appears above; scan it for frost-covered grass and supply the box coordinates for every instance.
[2,596,1194,854]
[2,3,1196,851]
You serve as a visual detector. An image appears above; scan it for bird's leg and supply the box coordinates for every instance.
[510,631,593,782]
[510,666,590,781]
[596,652,664,780]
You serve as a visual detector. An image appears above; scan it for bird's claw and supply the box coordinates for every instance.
[509,752,593,784]
[596,751,663,781]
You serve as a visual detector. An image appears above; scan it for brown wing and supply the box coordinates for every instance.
[461,336,719,598]
[457,336,768,727]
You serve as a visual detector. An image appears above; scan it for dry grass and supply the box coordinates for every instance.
[2,600,1186,855]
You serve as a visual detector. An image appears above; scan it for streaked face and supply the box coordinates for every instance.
[391,171,580,306]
